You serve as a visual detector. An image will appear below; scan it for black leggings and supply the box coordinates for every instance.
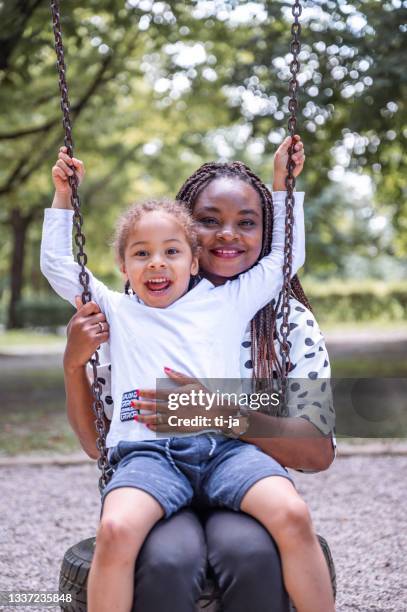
[134,507,289,612]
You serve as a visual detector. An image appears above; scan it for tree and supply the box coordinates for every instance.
[1,0,405,327]
[0,1,233,326]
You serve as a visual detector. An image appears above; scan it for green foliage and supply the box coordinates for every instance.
[6,281,407,329]
[0,0,406,327]
[13,296,75,329]
[306,280,407,323]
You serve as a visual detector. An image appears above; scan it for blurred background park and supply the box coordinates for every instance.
[0,0,406,456]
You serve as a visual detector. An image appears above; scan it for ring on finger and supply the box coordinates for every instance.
[98,321,104,333]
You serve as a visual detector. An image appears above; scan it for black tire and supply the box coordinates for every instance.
[59,539,91,612]
[59,534,336,611]
[58,537,221,612]
[318,534,337,600]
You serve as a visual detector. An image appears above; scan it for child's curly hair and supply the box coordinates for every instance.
[114,199,199,265]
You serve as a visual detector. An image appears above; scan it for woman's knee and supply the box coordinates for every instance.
[205,510,289,612]
[134,510,207,612]
[206,509,282,573]
[140,531,204,576]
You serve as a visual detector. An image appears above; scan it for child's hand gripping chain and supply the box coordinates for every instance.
[52,146,85,209]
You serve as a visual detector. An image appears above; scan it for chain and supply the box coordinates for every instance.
[50,0,112,494]
[278,0,302,415]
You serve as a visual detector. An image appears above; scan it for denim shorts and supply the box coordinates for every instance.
[102,434,294,518]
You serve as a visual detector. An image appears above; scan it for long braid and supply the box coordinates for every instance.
[291,274,312,312]
[177,162,312,399]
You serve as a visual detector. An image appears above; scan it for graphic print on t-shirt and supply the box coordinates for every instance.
[120,389,140,422]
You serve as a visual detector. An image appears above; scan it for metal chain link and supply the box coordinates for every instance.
[50,0,112,494]
[278,0,302,415]
[50,0,301,458]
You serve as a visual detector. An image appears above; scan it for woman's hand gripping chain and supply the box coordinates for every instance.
[273,134,305,191]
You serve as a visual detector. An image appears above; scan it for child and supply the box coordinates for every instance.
[41,150,334,612]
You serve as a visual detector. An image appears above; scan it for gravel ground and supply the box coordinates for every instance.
[1,455,406,612]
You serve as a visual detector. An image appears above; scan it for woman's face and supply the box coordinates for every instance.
[192,177,264,286]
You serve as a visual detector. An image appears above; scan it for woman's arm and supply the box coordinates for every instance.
[242,299,335,471]
[241,414,334,472]
[64,299,111,460]
[64,365,101,460]
[135,378,334,471]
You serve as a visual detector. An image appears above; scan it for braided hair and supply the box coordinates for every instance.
[176,161,312,388]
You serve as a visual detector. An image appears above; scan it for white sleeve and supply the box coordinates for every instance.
[40,208,111,315]
[221,191,305,321]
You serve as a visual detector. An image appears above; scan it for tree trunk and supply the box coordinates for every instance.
[7,208,32,329]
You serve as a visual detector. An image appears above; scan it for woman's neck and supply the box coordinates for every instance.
[201,269,237,287]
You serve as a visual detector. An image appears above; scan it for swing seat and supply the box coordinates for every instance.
[58,533,336,611]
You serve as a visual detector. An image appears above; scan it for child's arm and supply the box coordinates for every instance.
[220,190,305,321]
[40,148,110,312]
[220,136,306,320]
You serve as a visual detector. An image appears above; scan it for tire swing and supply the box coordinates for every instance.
[51,1,336,610]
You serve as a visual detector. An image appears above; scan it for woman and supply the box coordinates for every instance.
[62,138,335,612]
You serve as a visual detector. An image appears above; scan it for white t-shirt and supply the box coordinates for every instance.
[41,193,305,447]
[93,300,337,458]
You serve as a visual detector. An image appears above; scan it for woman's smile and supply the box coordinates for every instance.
[209,247,246,259]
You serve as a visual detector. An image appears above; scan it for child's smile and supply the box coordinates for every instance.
[121,211,199,308]
[144,276,173,295]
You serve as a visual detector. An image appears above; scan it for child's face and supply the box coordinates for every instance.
[121,211,199,308]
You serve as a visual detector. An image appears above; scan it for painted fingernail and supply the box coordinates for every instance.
[134,415,139,422]
[164,367,172,372]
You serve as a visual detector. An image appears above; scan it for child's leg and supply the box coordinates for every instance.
[240,476,335,612]
[87,487,164,612]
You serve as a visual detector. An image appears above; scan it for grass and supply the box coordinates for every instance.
[0,366,79,456]
[332,356,407,378]
[0,329,65,348]
[0,321,406,456]
[0,320,406,347]
[0,410,79,456]
[322,320,407,333]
